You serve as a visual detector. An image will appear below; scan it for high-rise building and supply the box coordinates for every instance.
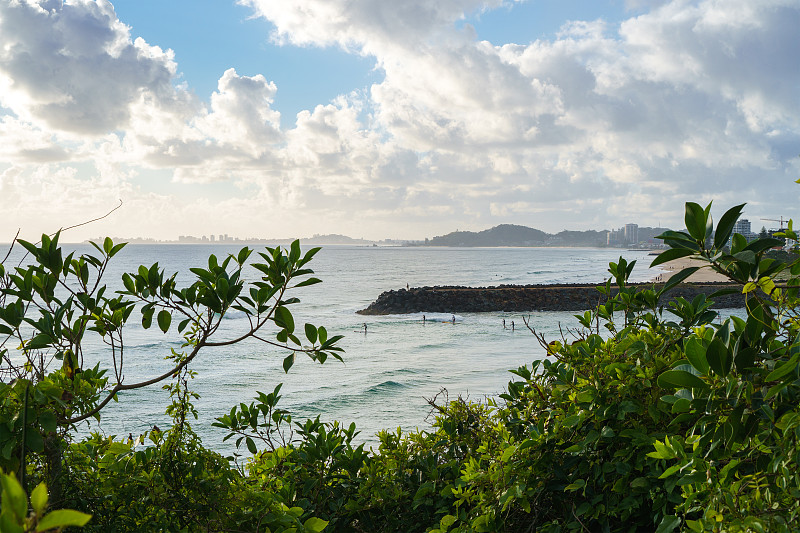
[607,228,623,245]
[624,224,638,244]
[733,218,751,237]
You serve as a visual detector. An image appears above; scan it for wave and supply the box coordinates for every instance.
[366,380,407,393]
[129,341,166,349]
[284,377,418,414]
[221,309,247,320]
[386,368,420,376]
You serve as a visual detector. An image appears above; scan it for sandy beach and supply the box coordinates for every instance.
[649,253,731,283]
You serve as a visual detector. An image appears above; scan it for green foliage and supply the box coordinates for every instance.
[3,198,799,532]
[0,469,91,532]
[216,200,800,532]
[0,235,341,527]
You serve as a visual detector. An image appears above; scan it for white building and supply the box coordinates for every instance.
[732,218,756,241]
[624,224,639,245]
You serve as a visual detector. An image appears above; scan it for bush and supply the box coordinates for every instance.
[227,201,800,532]
[5,200,798,532]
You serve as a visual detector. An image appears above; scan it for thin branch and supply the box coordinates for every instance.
[58,199,123,235]
[1,229,21,264]
[62,333,206,424]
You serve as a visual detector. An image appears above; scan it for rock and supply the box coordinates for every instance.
[356,283,745,315]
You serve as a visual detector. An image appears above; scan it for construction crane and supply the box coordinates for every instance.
[761,216,789,230]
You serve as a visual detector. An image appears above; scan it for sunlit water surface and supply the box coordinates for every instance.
[2,244,674,452]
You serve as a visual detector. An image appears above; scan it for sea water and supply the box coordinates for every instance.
[1,244,666,451]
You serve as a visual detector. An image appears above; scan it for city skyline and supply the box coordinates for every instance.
[1,0,798,242]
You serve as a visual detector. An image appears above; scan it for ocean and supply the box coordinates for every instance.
[1,244,666,452]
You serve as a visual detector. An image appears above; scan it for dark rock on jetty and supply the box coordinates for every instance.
[357,283,745,315]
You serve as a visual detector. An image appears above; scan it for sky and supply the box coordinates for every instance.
[0,0,798,241]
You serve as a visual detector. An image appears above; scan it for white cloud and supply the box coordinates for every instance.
[197,68,283,157]
[0,0,178,134]
[1,0,798,240]
[240,0,505,51]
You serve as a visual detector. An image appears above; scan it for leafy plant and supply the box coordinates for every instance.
[0,469,90,532]
[0,235,341,501]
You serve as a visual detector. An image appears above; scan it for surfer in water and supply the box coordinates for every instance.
[451,315,456,324]
[363,323,367,334]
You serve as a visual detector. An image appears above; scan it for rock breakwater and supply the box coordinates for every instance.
[357,283,745,315]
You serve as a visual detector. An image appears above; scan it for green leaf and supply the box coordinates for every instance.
[246,437,257,454]
[659,267,699,295]
[109,242,127,257]
[157,310,171,333]
[765,354,800,382]
[303,517,329,533]
[290,240,302,263]
[706,338,731,377]
[0,473,27,522]
[658,230,700,251]
[733,250,756,265]
[685,338,709,375]
[657,369,706,390]
[26,430,44,453]
[565,479,585,491]
[440,515,457,530]
[38,410,58,434]
[237,247,251,265]
[766,382,788,400]
[295,277,322,288]
[708,287,739,299]
[659,464,682,479]
[122,273,135,293]
[684,202,707,241]
[283,353,295,373]
[500,445,517,463]
[141,306,154,329]
[0,515,23,533]
[734,346,757,371]
[305,323,318,344]
[714,204,746,249]
[275,306,295,333]
[35,509,92,531]
[650,248,695,268]
[744,238,784,254]
[30,482,48,516]
[655,515,681,533]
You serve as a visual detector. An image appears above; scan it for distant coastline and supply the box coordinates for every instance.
[1,223,673,248]
[68,223,670,248]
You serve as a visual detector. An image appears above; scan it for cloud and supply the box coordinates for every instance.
[0,115,71,163]
[240,0,506,51]
[1,0,798,240]
[0,0,179,135]
[197,68,283,157]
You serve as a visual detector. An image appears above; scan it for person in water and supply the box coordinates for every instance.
[511,320,515,331]
[363,323,367,333]
[422,315,426,324]
[451,315,456,324]
[503,319,506,329]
